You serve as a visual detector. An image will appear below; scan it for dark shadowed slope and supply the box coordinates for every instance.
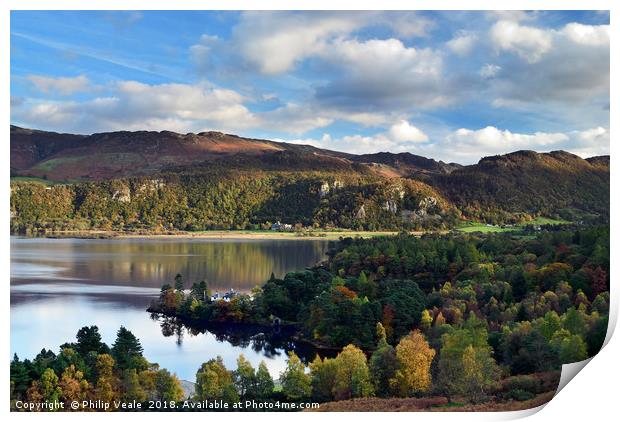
[429,150,610,220]
[10,125,87,173]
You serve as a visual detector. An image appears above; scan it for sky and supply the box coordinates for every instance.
[10,10,610,164]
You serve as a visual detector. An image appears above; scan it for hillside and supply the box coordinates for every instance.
[10,126,455,181]
[429,150,610,223]
[10,126,87,172]
[10,125,358,180]
[9,126,610,232]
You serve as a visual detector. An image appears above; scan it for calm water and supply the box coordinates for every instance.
[10,236,331,380]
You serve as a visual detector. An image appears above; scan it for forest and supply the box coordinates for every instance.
[140,225,610,409]
[10,172,458,234]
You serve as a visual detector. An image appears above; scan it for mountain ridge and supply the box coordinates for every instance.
[10,125,606,181]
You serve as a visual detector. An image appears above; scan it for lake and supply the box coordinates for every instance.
[10,236,332,381]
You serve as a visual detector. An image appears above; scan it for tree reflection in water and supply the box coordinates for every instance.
[152,315,336,363]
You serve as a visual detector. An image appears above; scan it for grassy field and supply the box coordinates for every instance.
[456,217,570,233]
[129,229,404,240]
[10,176,56,185]
[528,216,570,225]
[27,229,406,240]
[457,223,515,233]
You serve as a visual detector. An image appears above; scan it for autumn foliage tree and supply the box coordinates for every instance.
[589,266,608,299]
[390,330,435,397]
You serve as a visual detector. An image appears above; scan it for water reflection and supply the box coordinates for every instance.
[11,237,332,290]
[152,315,336,364]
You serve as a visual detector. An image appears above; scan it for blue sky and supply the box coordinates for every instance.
[10,10,609,163]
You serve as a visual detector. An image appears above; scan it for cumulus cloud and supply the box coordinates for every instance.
[261,103,334,135]
[230,11,371,75]
[432,126,608,163]
[447,126,566,155]
[562,23,610,46]
[287,133,398,155]
[387,120,429,143]
[13,80,260,133]
[188,11,607,131]
[315,38,448,111]
[447,31,477,56]
[192,11,436,76]
[286,119,429,155]
[284,125,609,164]
[28,74,94,95]
[490,20,553,63]
[487,21,609,116]
[565,126,610,158]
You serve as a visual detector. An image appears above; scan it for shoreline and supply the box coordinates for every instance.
[147,308,347,353]
[11,229,418,241]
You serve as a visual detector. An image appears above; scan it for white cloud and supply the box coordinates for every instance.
[231,11,369,74]
[285,125,609,164]
[336,112,390,127]
[193,11,438,76]
[387,120,429,143]
[113,81,255,124]
[566,126,610,158]
[28,74,94,95]
[288,133,396,155]
[487,21,609,116]
[573,126,608,144]
[562,23,609,46]
[449,126,567,150]
[316,38,448,111]
[187,13,607,132]
[327,38,442,78]
[434,126,608,163]
[13,80,260,133]
[262,103,334,135]
[490,20,553,63]
[286,119,428,155]
[447,32,477,56]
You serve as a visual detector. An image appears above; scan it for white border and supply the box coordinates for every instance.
[2,1,616,421]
